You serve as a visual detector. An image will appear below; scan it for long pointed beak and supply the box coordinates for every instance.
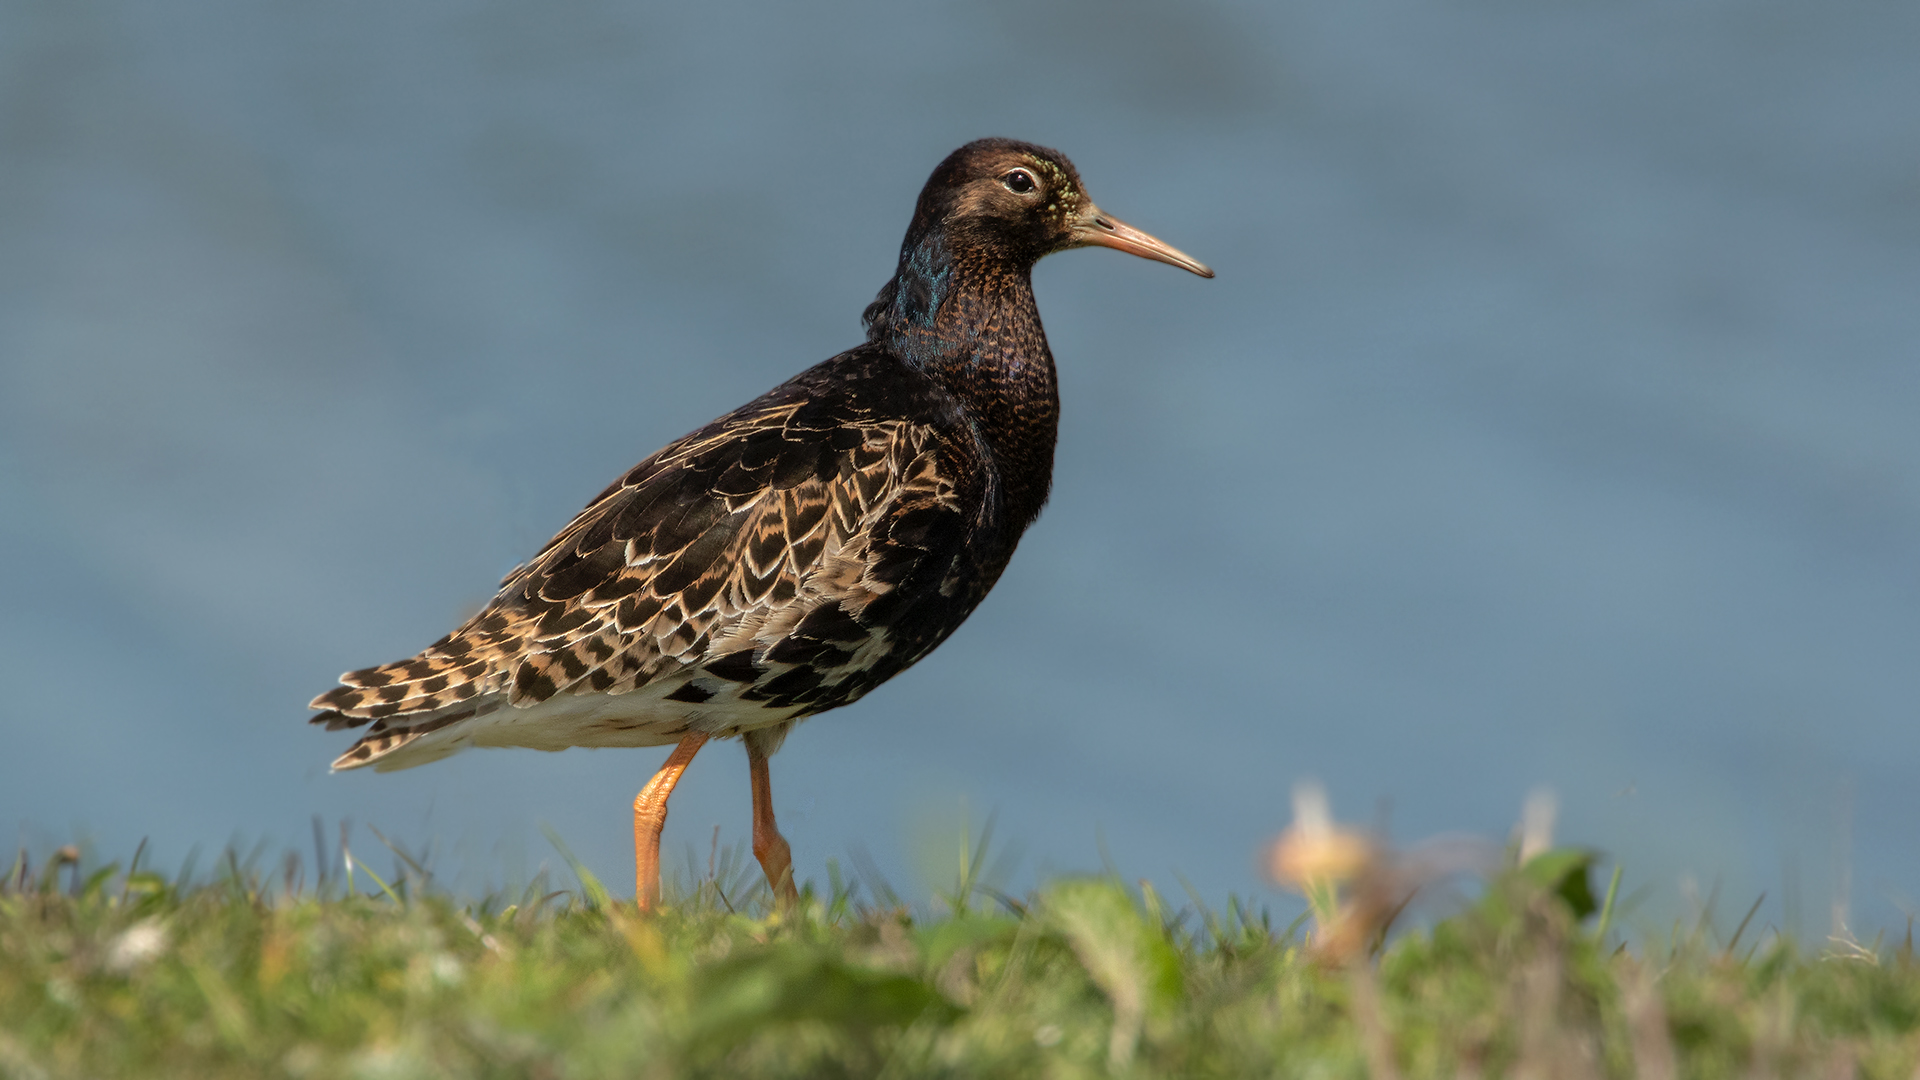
[1068,203,1214,278]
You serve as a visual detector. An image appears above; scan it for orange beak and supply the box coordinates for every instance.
[1068,204,1214,278]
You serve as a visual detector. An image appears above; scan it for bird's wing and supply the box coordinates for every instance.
[309,361,981,732]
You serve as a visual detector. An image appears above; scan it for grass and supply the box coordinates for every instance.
[4,831,1920,1079]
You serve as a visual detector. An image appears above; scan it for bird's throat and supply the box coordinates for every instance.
[867,234,1062,532]
[874,236,1047,377]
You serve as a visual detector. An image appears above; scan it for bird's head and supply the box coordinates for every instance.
[904,138,1213,278]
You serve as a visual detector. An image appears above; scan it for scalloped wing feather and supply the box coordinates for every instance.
[311,352,985,771]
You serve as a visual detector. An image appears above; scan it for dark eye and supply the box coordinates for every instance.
[1002,169,1037,195]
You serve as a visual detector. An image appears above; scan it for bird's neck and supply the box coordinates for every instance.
[865,230,1061,531]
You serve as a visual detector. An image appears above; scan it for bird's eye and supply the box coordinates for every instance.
[1002,169,1037,195]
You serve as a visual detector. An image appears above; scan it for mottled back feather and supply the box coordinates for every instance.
[310,346,1016,769]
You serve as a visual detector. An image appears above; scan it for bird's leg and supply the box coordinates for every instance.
[633,731,708,912]
[746,737,799,907]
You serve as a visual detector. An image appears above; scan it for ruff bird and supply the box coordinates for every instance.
[309,138,1212,908]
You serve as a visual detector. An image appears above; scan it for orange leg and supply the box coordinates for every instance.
[747,739,799,906]
[633,732,708,911]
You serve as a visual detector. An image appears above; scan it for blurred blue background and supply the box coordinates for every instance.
[4,0,1917,934]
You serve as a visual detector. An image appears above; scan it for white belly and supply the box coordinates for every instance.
[365,678,807,772]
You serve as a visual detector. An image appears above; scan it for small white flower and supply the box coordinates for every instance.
[430,953,463,986]
[106,919,168,972]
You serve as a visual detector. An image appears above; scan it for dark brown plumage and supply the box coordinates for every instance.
[308,138,1211,906]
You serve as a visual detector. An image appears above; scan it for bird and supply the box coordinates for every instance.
[308,138,1212,910]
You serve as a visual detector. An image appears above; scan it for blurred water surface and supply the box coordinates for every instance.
[4,0,1917,931]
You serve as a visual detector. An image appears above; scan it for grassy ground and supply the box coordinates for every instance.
[3,834,1918,1079]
